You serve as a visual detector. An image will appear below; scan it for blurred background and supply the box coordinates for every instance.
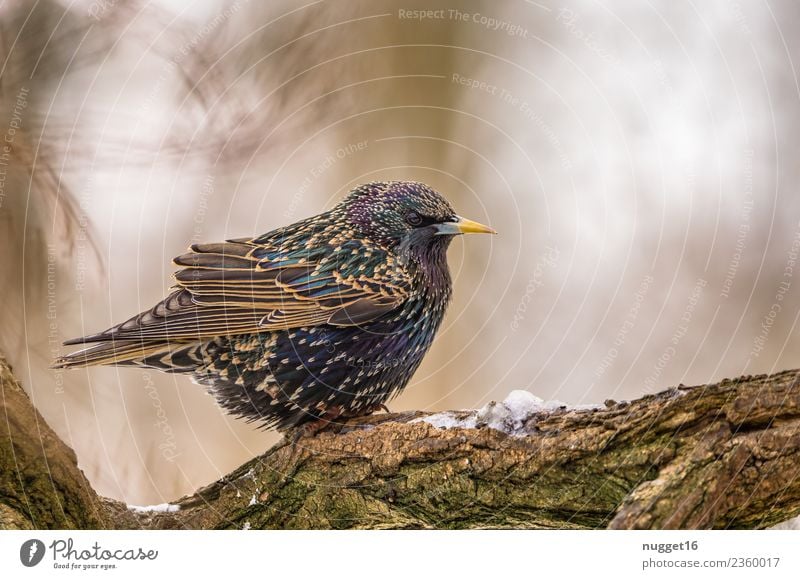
[1,0,799,512]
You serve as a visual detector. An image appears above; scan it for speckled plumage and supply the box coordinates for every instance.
[55,181,495,432]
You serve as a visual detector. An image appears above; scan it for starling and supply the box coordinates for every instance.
[55,181,496,433]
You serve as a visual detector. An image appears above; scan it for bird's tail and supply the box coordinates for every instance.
[53,339,169,369]
[53,337,207,373]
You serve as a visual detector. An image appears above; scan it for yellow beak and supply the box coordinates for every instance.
[435,215,497,236]
[455,215,497,235]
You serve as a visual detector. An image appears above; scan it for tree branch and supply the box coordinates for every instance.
[2,352,799,529]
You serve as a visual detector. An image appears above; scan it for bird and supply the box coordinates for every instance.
[54,181,496,435]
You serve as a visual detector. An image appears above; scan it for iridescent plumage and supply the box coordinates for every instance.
[55,181,495,431]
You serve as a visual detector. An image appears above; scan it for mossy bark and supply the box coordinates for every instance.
[2,353,799,529]
[0,356,110,528]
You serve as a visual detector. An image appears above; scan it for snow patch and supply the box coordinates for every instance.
[415,390,602,436]
[478,390,564,433]
[128,503,180,513]
[418,412,477,430]
[242,521,252,530]
[248,495,257,506]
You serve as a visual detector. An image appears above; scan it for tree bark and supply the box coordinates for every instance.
[2,353,799,529]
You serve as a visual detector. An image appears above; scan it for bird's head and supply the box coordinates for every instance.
[342,181,496,255]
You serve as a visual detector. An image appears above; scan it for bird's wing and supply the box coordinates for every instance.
[65,235,411,344]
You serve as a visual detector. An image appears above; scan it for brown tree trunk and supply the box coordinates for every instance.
[1,353,799,529]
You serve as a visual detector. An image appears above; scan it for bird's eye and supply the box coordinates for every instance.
[405,211,423,226]
[406,211,422,227]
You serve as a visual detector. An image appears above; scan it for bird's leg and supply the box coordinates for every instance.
[289,420,330,443]
[333,402,411,434]
[289,403,401,441]
[288,406,346,443]
[359,400,391,415]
